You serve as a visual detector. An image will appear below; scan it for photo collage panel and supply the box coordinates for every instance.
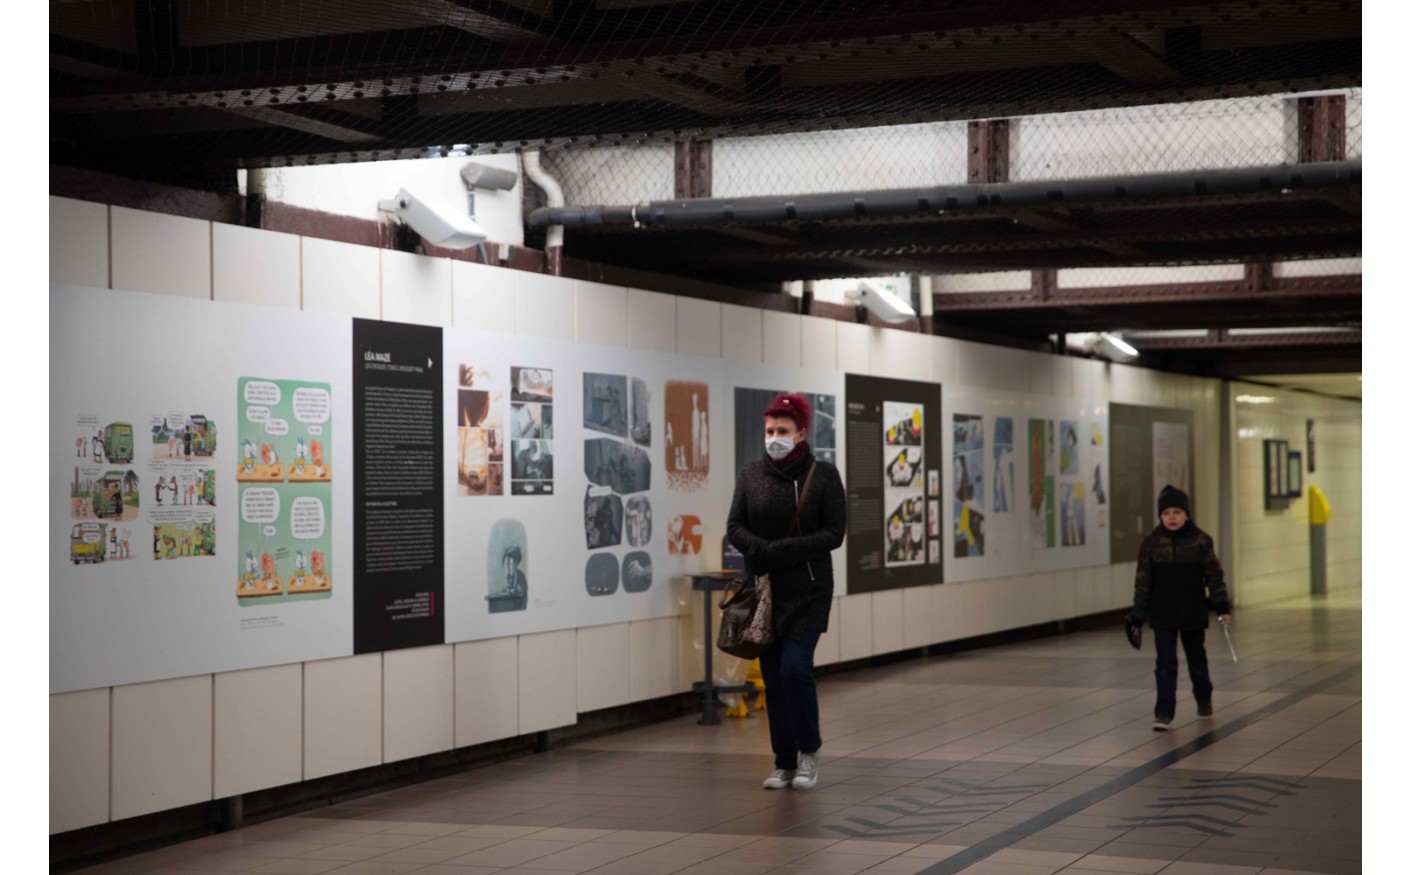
[883,400,927,567]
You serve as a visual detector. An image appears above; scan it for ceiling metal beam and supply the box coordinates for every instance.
[935,271,1360,312]
[219,106,381,143]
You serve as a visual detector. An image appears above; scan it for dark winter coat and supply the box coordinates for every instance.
[1130,522,1231,631]
[726,447,846,639]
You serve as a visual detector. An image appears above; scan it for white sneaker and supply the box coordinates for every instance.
[762,769,795,789]
[1152,717,1172,732]
[792,753,819,789]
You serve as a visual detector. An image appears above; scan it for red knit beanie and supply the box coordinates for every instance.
[763,392,811,432]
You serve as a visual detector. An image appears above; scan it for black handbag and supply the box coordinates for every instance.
[717,462,817,659]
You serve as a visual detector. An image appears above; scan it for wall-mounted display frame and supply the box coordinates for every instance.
[1287,450,1303,498]
[1264,438,1295,507]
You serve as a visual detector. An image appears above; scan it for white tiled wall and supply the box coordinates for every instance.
[577,623,632,712]
[212,223,300,309]
[518,630,578,734]
[1231,383,1361,607]
[111,207,211,299]
[50,688,110,833]
[110,676,213,821]
[51,206,1262,834]
[721,303,763,362]
[50,197,109,289]
[303,653,382,780]
[453,259,517,331]
[381,248,453,326]
[455,636,521,747]
[383,646,455,763]
[576,280,628,347]
[676,297,723,358]
[303,236,381,319]
[762,310,803,367]
[628,288,677,353]
[213,665,303,798]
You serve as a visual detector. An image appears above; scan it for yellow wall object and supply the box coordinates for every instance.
[1308,485,1331,526]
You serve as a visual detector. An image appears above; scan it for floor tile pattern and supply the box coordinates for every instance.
[75,590,1360,875]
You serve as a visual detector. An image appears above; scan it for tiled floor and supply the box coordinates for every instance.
[75,589,1361,875]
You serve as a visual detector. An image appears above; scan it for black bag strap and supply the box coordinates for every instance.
[785,461,818,537]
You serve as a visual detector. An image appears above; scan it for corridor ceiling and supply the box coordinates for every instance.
[51,0,1363,375]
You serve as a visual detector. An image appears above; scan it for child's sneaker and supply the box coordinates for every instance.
[1152,716,1172,731]
[762,769,795,789]
[1197,700,1214,718]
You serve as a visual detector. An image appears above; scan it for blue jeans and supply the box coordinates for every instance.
[759,630,822,770]
[1154,628,1212,718]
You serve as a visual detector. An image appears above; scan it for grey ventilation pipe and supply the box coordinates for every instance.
[526,160,1360,229]
[522,151,565,275]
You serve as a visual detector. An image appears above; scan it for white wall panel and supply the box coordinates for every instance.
[630,617,681,701]
[721,303,763,363]
[111,207,210,299]
[869,589,906,655]
[762,310,803,368]
[577,281,628,347]
[455,637,519,747]
[519,629,578,733]
[303,236,380,319]
[903,585,938,649]
[453,260,518,332]
[50,196,109,288]
[50,688,110,833]
[213,664,302,798]
[800,315,839,372]
[517,272,575,340]
[212,223,301,309]
[577,623,632,712]
[381,249,453,326]
[872,328,930,382]
[835,322,871,374]
[1052,569,1078,620]
[934,583,966,643]
[839,593,873,661]
[628,288,678,353]
[676,297,723,358]
[930,336,959,384]
[384,646,455,763]
[111,675,212,821]
[304,653,382,780]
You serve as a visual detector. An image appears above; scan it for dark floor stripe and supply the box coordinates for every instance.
[918,660,1362,875]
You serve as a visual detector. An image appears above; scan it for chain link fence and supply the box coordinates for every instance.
[539,90,1361,206]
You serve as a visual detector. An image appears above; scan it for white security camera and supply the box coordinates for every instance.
[1084,332,1140,363]
[846,280,917,324]
[378,188,488,249]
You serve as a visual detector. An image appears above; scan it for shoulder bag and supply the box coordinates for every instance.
[717,462,817,659]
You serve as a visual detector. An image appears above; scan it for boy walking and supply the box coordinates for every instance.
[1125,485,1231,731]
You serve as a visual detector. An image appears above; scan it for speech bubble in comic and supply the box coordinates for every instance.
[77,414,99,428]
[246,405,271,423]
[263,525,277,537]
[167,411,187,428]
[264,418,290,436]
[243,381,281,405]
[293,387,331,423]
[290,497,325,539]
[241,487,280,523]
[307,425,323,436]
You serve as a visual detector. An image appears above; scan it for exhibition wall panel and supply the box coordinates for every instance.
[49,199,1243,835]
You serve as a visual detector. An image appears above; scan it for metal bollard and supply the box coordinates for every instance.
[1308,485,1331,596]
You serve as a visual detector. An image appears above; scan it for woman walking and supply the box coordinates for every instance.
[727,392,847,790]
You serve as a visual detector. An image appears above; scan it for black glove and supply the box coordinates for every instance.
[1124,614,1143,650]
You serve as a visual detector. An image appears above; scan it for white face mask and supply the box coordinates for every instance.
[765,435,795,460]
